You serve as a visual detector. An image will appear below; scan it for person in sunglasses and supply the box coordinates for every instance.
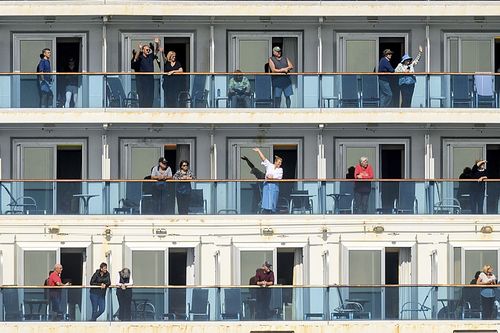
[173,160,196,214]
[131,38,160,107]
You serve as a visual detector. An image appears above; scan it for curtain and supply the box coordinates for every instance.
[398,248,412,319]
[176,144,191,170]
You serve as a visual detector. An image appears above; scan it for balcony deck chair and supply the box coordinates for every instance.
[188,289,210,320]
[106,76,139,107]
[433,183,461,214]
[361,75,380,107]
[336,181,354,214]
[254,75,274,108]
[331,287,371,320]
[461,287,482,319]
[178,75,208,108]
[474,74,497,108]
[338,75,360,108]
[269,287,285,320]
[451,75,474,108]
[289,190,313,214]
[400,286,434,319]
[0,183,44,215]
[393,181,418,214]
[2,288,25,321]
[220,288,242,320]
[188,189,207,214]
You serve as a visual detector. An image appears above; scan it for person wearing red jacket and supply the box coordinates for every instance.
[354,157,374,214]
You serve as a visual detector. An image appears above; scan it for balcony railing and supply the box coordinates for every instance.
[0,285,496,321]
[0,179,496,215]
[1,73,498,109]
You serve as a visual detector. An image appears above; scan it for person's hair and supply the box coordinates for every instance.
[274,155,283,163]
[234,69,242,74]
[40,48,51,58]
[483,265,492,273]
[100,262,108,269]
[475,271,481,279]
[179,160,189,168]
[360,156,368,163]
[166,51,176,62]
[120,268,131,279]
[53,263,62,270]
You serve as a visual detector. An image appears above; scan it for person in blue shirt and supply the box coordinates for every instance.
[37,48,53,108]
[378,49,395,107]
[131,38,160,107]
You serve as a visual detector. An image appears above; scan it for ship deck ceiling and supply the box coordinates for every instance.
[1,1,500,18]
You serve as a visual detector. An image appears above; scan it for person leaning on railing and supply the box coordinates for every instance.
[477,265,497,320]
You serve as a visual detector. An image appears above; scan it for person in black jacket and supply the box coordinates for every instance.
[89,262,111,321]
[470,160,488,214]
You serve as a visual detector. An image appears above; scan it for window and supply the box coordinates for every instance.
[445,34,494,72]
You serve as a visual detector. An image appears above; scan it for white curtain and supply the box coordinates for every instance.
[176,144,191,170]
[398,248,412,319]
[293,248,303,320]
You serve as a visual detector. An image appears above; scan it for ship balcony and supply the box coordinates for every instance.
[0,179,496,216]
[1,73,499,124]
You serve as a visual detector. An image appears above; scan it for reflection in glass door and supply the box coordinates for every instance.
[347,249,384,319]
[16,142,84,214]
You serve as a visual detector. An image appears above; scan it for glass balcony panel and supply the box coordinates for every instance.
[0,73,496,109]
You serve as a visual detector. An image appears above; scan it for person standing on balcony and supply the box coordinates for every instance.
[268,46,294,108]
[354,157,374,214]
[173,160,195,214]
[395,46,423,107]
[161,50,183,108]
[115,267,134,321]
[37,48,53,108]
[477,265,497,319]
[89,262,111,321]
[253,148,283,214]
[470,159,487,214]
[378,49,395,107]
[151,157,173,214]
[131,38,160,107]
[255,261,275,319]
[63,57,80,108]
[47,263,70,320]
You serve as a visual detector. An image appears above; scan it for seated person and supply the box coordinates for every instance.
[228,70,251,108]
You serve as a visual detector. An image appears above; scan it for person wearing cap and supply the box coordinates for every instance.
[470,159,488,214]
[253,148,283,213]
[268,46,294,108]
[378,49,395,107]
[395,45,423,107]
[151,157,173,214]
[255,261,275,319]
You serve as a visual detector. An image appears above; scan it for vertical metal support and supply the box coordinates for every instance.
[102,17,108,108]
[317,19,323,72]
[425,24,430,72]
[210,24,215,73]
[102,16,108,72]
[210,132,217,180]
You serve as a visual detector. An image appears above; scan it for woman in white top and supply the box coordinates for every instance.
[477,264,497,319]
[115,268,134,321]
[253,148,283,213]
[395,45,423,107]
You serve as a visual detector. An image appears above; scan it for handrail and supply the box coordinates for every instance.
[0,178,496,182]
[0,283,497,288]
[3,71,500,75]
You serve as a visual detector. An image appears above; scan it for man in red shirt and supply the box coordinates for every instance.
[354,157,374,214]
[47,264,69,320]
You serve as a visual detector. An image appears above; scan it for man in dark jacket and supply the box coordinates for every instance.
[89,262,111,321]
[378,49,395,107]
